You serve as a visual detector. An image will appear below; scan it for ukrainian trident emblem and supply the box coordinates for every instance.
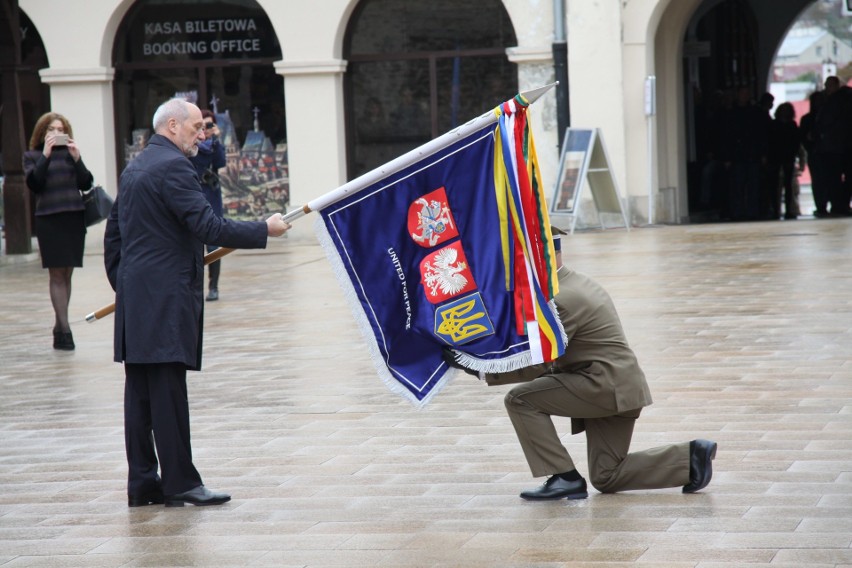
[434,293,495,345]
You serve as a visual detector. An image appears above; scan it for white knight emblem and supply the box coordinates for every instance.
[411,197,454,247]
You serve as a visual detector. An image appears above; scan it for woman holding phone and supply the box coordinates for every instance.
[24,112,94,350]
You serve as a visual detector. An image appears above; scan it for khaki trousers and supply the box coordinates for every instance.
[504,375,691,493]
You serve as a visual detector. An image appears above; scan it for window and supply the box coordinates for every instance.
[344,0,518,178]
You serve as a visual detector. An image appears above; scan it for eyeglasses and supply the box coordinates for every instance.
[205,122,215,129]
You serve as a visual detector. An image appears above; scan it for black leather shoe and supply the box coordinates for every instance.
[165,485,230,507]
[520,475,588,501]
[683,439,717,494]
[128,491,165,507]
[206,288,219,301]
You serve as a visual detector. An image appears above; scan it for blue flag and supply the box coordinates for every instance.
[317,114,564,406]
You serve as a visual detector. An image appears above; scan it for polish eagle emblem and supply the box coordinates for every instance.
[423,246,468,297]
[419,241,476,304]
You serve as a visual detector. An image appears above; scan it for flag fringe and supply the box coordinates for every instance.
[451,299,566,373]
[453,349,533,373]
[314,217,453,409]
[550,297,568,348]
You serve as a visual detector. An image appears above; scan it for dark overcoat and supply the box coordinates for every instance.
[104,134,267,370]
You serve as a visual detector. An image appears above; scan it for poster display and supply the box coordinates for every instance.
[124,90,288,219]
[551,128,593,214]
[550,128,629,232]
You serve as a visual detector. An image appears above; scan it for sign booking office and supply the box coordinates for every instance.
[142,19,262,57]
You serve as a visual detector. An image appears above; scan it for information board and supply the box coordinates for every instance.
[550,128,629,233]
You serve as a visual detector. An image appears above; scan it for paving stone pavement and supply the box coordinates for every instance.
[1,219,852,567]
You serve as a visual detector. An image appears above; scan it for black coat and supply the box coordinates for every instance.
[104,134,267,370]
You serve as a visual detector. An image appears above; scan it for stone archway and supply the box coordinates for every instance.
[678,0,815,222]
[112,0,288,219]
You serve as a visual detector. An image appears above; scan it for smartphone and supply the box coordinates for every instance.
[52,134,69,146]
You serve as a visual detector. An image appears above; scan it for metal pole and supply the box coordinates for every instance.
[294,82,557,222]
[644,76,656,225]
[553,0,569,150]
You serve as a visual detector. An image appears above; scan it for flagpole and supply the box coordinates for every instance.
[282,82,558,224]
[84,246,235,322]
[86,82,557,323]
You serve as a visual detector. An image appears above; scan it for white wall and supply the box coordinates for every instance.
[262,0,351,238]
[622,0,663,224]
[566,1,627,201]
[21,0,125,196]
[801,35,852,67]
[504,0,558,194]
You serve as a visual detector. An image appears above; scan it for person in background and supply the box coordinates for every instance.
[190,109,227,301]
[445,231,717,501]
[757,92,777,218]
[799,90,826,217]
[811,76,851,217]
[720,87,767,220]
[768,102,802,220]
[23,112,94,350]
[105,98,290,508]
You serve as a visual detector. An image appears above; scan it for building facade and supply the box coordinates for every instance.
[3,0,833,247]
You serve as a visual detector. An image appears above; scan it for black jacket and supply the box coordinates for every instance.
[104,134,267,369]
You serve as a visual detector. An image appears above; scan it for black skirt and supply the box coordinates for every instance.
[35,211,86,268]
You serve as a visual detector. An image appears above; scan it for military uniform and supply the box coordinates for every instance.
[485,266,692,493]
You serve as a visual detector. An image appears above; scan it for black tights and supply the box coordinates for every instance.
[48,267,73,332]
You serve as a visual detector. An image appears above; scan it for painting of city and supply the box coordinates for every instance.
[124,94,289,220]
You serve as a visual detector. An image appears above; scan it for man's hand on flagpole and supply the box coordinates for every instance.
[442,349,480,378]
[266,213,291,237]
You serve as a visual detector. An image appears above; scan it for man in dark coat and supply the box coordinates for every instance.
[811,77,852,216]
[104,98,290,508]
[446,233,717,500]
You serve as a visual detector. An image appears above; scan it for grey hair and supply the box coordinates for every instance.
[152,98,191,132]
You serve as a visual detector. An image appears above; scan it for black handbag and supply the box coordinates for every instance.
[81,185,115,227]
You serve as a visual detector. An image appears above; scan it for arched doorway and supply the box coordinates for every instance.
[343,0,518,178]
[681,0,816,222]
[112,0,288,217]
[684,0,761,221]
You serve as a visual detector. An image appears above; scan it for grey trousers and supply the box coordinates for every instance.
[504,375,691,493]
